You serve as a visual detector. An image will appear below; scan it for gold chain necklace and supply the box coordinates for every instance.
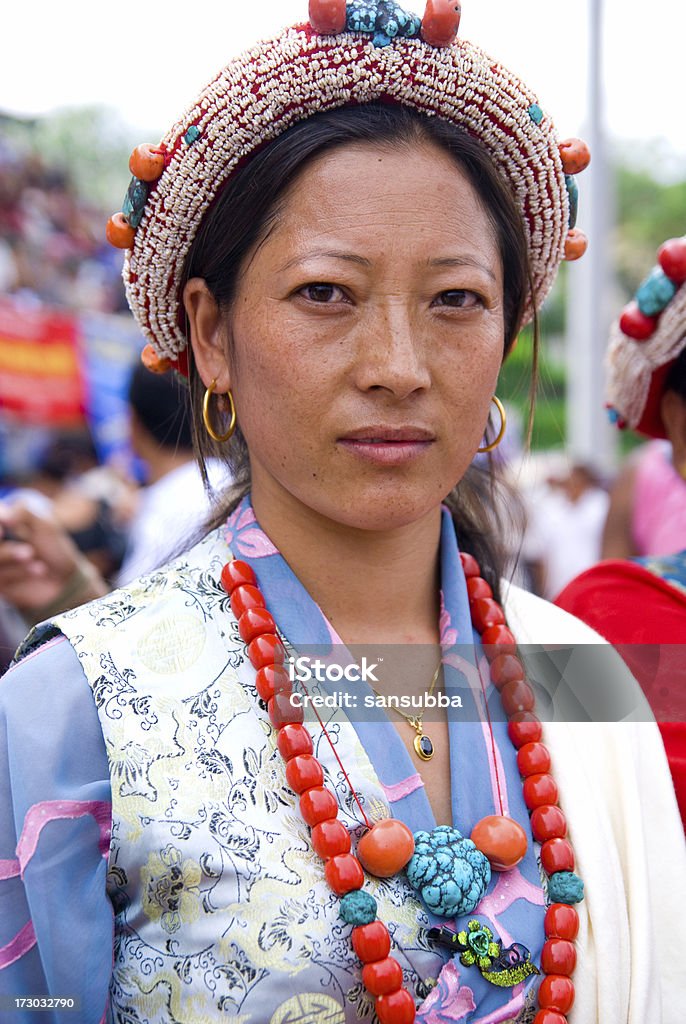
[367,662,441,762]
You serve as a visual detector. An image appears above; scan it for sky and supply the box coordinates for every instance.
[2,0,685,176]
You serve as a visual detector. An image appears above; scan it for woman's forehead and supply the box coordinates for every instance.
[265,141,501,263]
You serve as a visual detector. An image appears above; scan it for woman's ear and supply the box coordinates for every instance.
[183,278,232,391]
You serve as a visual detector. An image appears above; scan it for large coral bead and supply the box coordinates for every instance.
[308,0,346,34]
[558,137,591,175]
[129,143,165,182]
[357,819,415,877]
[470,815,527,871]
[421,0,462,47]
[106,212,135,249]
[564,229,588,261]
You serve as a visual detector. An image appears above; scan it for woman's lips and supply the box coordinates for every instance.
[337,428,435,465]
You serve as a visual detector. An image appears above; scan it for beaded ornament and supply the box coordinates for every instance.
[105,1,590,368]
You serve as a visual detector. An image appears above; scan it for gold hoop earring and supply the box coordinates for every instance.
[477,396,507,453]
[202,379,236,443]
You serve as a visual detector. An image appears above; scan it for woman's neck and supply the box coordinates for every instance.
[250,487,442,647]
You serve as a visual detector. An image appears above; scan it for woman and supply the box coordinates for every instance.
[556,236,686,828]
[1,4,683,1023]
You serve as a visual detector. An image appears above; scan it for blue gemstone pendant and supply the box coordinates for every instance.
[413,730,434,761]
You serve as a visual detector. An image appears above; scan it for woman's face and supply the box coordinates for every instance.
[190,140,505,533]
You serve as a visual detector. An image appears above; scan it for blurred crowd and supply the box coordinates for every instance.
[0,140,126,313]
[0,364,230,670]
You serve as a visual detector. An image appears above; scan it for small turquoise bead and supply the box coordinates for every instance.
[636,268,677,317]
[565,175,579,229]
[122,177,149,229]
[528,104,544,125]
[548,870,585,904]
[339,889,377,925]
[606,407,619,424]
[184,125,202,146]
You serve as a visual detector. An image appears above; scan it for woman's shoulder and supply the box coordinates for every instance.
[501,580,608,645]
[58,522,234,628]
[0,626,102,744]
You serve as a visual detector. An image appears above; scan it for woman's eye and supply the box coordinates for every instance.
[299,283,346,303]
[434,290,482,308]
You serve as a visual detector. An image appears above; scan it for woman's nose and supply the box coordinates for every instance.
[353,304,431,400]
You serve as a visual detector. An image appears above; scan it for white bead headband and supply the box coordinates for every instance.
[106,2,590,370]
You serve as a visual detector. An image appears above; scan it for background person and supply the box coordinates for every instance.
[522,461,609,600]
[556,236,686,826]
[0,363,228,635]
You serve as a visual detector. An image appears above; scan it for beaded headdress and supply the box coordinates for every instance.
[106,0,590,370]
[606,236,686,438]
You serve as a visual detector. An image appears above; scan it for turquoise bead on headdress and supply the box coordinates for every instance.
[636,268,678,317]
[346,0,421,47]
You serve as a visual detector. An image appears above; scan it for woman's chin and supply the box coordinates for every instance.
[320,489,448,534]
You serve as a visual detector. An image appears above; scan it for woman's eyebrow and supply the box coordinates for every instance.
[278,249,373,272]
[428,256,498,282]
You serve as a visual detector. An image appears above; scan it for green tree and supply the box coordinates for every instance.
[2,106,135,209]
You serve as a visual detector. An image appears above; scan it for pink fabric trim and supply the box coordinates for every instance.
[382,774,425,802]
[0,858,20,880]
[477,869,546,946]
[471,991,524,1024]
[417,959,475,1022]
[17,800,112,879]
[0,920,36,969]
[479,719,510,818]
[1,635,65,679]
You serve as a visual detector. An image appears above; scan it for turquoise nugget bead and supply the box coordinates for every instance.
[122,177,149,229]
[565,175,579,229]
[636,268,677,317]
[339,890,377,925]
[407,825,491,917]
[528,104,544,125]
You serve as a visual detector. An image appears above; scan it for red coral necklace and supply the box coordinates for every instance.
[219,554,583,1024]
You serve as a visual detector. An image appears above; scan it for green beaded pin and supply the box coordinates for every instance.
[426,921,540,988]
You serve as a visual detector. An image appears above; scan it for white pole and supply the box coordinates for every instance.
[565,0,617,471]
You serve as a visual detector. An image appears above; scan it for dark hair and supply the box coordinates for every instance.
[665,344,686,401]
[128,361,194,451]
[183,103,538,595]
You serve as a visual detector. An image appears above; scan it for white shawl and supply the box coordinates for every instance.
[504,583,686,1023]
